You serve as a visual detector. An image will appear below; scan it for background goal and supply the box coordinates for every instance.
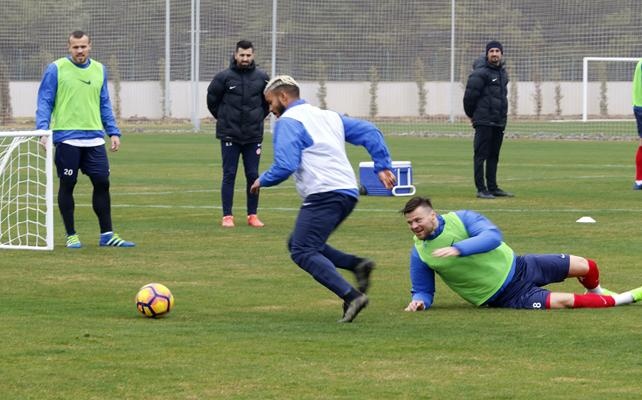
[582,57,641,122]
[0,131,54,250]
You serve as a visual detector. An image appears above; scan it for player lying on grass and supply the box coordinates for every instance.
[401,196,642,311]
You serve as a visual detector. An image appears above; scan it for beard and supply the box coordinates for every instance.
[272,102,286,118]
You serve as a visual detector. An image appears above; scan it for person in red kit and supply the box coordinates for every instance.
[632,59,642,190]
[401,196,642,312]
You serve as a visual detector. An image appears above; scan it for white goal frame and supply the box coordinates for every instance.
[582,57,641,122]
[0,130,54,250]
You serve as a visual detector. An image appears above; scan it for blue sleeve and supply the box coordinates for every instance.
[100,67,121,136]
[409,247,435,309]
[451,210,503,256]
[341,115,392,172]
[259,117,313,187]
[35,64,58,130]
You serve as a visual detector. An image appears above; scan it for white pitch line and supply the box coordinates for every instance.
[70,203,642,214]
[115,185,296,196]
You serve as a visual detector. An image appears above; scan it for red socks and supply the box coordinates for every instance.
[577,259,599,290]
[635,146,642,181]
[544,293,616,309]
[543,259,615,308]
[572,293,615,308]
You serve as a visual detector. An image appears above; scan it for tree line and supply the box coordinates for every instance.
[0,0,640,82]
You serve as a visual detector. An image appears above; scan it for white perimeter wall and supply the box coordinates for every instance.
[10,81,634,119]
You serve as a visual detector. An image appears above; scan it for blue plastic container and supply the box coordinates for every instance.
[358,161,416,196]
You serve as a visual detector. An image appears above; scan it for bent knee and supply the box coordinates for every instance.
[289,247,308,266]
[289,242,316,268]
[567,255,589,277]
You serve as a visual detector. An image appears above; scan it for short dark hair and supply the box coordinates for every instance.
[400,196,433,215]
[69,30,89,43]
[236,40,254,51]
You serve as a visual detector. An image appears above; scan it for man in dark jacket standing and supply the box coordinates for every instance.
[207,40,270,227]
[463,41,513,199]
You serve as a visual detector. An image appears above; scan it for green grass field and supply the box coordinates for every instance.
[2,133,642,399]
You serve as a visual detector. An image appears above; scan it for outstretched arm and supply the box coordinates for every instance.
[341,115,395,188]
[252,117,312,193]
[342,115,392,171]
[405,247,435,312]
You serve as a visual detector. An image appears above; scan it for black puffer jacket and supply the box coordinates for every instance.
[206,59,270,144]
[463,59,509,128]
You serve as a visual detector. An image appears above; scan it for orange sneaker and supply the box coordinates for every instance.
[247,214,264,228]
[222,215,235,228]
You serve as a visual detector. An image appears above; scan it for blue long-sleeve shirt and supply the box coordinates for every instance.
[409,210,512,308]
[259,99,392,198]
[36,57,120,143]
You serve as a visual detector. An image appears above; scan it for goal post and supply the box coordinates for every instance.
[582,57,641,122]
[0,130,54,250]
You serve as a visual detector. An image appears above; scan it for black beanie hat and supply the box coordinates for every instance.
[486,40,503,54]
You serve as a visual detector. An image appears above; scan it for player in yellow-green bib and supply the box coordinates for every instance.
[401,196,642,311]
[36,31,134,248]
[632,59,642,190]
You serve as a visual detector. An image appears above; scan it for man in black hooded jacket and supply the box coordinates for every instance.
[463,41,513,199]
[207,40,270,227]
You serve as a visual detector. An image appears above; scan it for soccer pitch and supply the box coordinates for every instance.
[1,133,641,399]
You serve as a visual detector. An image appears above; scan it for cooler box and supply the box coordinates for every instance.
[358,161,416,196]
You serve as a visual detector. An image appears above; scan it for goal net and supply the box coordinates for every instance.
[581,57,640,134]
[0,131,54,250]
